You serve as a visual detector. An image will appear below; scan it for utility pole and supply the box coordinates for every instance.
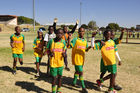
[80,2,82,26]
[33,0,35,31]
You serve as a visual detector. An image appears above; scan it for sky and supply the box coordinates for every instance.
[0,0,140,28]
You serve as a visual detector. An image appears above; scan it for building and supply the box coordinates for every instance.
[136,25,140,31]
[0,15,17,25]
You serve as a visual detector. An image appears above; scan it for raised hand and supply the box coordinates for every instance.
[76,19,79,24]
[118,61,122,66]
[54,18,58,23]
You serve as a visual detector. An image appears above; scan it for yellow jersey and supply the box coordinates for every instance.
[33,38,44,57]
[70,37,88,66]
[95,40,117,66]
[46,39,66,67]
[10,34,25,54]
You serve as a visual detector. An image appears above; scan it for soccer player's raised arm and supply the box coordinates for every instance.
[69,20,79,34]
[53,18,58,34]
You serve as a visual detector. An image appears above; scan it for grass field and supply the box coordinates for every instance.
[0,30,140,93]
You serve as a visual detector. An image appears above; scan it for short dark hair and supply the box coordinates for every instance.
[15,26,20,31]
[48,26,53,30]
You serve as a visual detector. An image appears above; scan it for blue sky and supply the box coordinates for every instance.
[0,0,140,27]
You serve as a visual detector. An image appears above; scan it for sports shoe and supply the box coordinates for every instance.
[36,72,40,77]
[82,88,88,93]
[114,85,122,91]
[20,62,23,65]
[96,80,102,90]
[65,67,70,71]
[108,90,117,93]
[12,68,16,75]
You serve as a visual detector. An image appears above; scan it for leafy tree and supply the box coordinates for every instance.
[69,25,74,29]
[131,27,135,31]
[88,20,97,30]
[18,16,40,25]
[81,24,88,29]
[106,23,120,31]
[61,25,65,28]
[99,27,106,31]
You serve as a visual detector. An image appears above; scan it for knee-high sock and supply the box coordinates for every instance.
[73,73,79,85]
[79,75,85,88]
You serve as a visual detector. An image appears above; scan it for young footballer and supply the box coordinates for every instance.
[33,30,44,77]
[62,20,79,71]
[44,18,57,76]
[92,30,118,93]
[67,27,91,93]
[10,26,25,75]
[43,28,66,93]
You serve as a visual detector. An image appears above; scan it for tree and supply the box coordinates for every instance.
[69,25,74,29]
[61,25,65,28]
[99,27,106,31]
[106,23,120,31]
[88,20,97,30]
[18,16,40,25]
[81,24,88,29]
[131,27,135,31]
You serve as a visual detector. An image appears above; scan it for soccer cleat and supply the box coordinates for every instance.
[20,62,23,65]
[82,88,88,93]
[36,72,40,77]
[114,85,122,91]
[96,80,102,90]
[12,69,16,75]
[65,67,70,71]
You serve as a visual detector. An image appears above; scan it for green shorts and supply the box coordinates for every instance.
[100,58,117,74]
[35,57,42,63]
[50,67,64,77]
[13,54,23,58]
[75,65,83,72]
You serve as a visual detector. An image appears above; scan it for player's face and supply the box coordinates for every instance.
[104,31,111,40]
[38,31,43,37]
[111,32,115,39]
[56,30,63,40]
[15,27,21,34]
[49,27,54,34]
[64,27,68,33]
[78,28,85,38]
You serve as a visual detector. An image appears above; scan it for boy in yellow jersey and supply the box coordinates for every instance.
[67,27,91,93]
[10,26,25,75]
[43,28,66,93]
[62,20,79,71]
[33,30,44,77]
[93,30,118,93]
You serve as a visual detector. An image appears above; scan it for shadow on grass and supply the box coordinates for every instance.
[15,81,51,93]
[0,66,13,72]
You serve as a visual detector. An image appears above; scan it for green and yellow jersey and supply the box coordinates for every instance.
[10,34,25,54]
[69,37,88,66]
[113,38,121,45]
[95,40,117,66]
[33,38,44,57]
[46,39,66,68]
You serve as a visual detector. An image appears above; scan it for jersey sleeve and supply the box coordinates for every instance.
[10,35,13,41]
[114,44,118,52]
[70,38,77,48]
[33,38,37,48]
[46,39,53,49]
[94,42,102,50]
[114,38,121,45]
[86,40,88,49]
[21,34,25,41]
[63,40,67,51]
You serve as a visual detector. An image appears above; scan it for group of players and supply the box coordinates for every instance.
[10,18,125,93]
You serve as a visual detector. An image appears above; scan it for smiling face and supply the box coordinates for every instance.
[38,31,43,38]
[63,26,68,33]
[78,27,85,38]
[15,26,21,35]
[56,29,63,40]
